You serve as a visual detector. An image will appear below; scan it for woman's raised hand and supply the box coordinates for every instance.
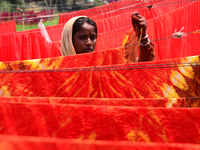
[131,11,147,38]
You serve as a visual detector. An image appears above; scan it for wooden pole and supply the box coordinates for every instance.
[22,12,25,31]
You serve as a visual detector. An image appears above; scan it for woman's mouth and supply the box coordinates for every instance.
[84,48,93,52]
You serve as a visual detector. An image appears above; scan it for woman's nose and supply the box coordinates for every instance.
[86,38,92,45]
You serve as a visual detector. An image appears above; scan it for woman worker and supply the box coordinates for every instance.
[61,12,154,63]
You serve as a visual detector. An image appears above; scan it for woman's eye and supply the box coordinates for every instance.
[91,35,97,40]
[79,36,86,39]
[78,35,96,40]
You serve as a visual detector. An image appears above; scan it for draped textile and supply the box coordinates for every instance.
[0,54,199,148]
[0,25,63,62]
[90,0,192,22]
[0,33,61,62]
[0,1,200,149]
[0,21,16,33]
[0,0,199,61]
[0,55,199,98]
[1,96,199,107]
[0,47,124,69]
[146,0,200,60]
[122,28,155,63]
[0,102,200,143]
[1,135,200,150]
[58,0,148,24]
[0,96,186,107]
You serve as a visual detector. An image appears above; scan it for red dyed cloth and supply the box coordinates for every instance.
[0,135,200,150]
[0,21,16,34]
[0,102,200,143]
[0,0,199,61]
[0,55,199,98]
[0,96,186,108]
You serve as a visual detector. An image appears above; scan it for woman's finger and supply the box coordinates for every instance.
[132,11,139,16]
[134,14,143,18]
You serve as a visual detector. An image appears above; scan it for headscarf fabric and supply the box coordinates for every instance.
[61,16,86,56]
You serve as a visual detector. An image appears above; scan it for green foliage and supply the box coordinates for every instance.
[0,0,25,11]
[0,0,12,11]
[10,0,24,5]
[94,0,103,6]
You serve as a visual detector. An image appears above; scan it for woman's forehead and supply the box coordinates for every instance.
[77,23,96,33]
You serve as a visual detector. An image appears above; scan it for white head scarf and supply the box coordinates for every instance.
[61,16,87,56]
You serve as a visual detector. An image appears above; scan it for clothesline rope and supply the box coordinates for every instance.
[185,97,200,99]
[0,0,197,22]
[0,0,155,7]
[126,29,200,48]
[0,0,163,20]
[16,0,199,21]
[172,27,187,40]
[0,0,162,13]
[0,61,199,73]
[0,29,199,47]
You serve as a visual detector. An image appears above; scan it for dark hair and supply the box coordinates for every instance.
[72,17,97,37]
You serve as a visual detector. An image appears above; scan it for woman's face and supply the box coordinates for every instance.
[72,22,97,54]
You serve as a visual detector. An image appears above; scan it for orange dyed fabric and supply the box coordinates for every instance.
[0,47,125,70]
[0,96,186,108]
[0,55,199,98]
[0,102,200,143]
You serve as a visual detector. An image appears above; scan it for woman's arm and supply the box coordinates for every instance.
[132,12,155,62]
[138,40,155,62]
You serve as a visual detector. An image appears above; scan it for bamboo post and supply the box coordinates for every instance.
[47,6,50,26]
[9,9,10,21]
[53,9,55,25]
[22,12,25,31]
[17,7,25,31]
[4,0,6,10]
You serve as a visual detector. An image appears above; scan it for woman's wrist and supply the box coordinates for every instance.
[140,38,150,47]
[141,32,147,38]
[141,34,148,40]
[140,33,150,46]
